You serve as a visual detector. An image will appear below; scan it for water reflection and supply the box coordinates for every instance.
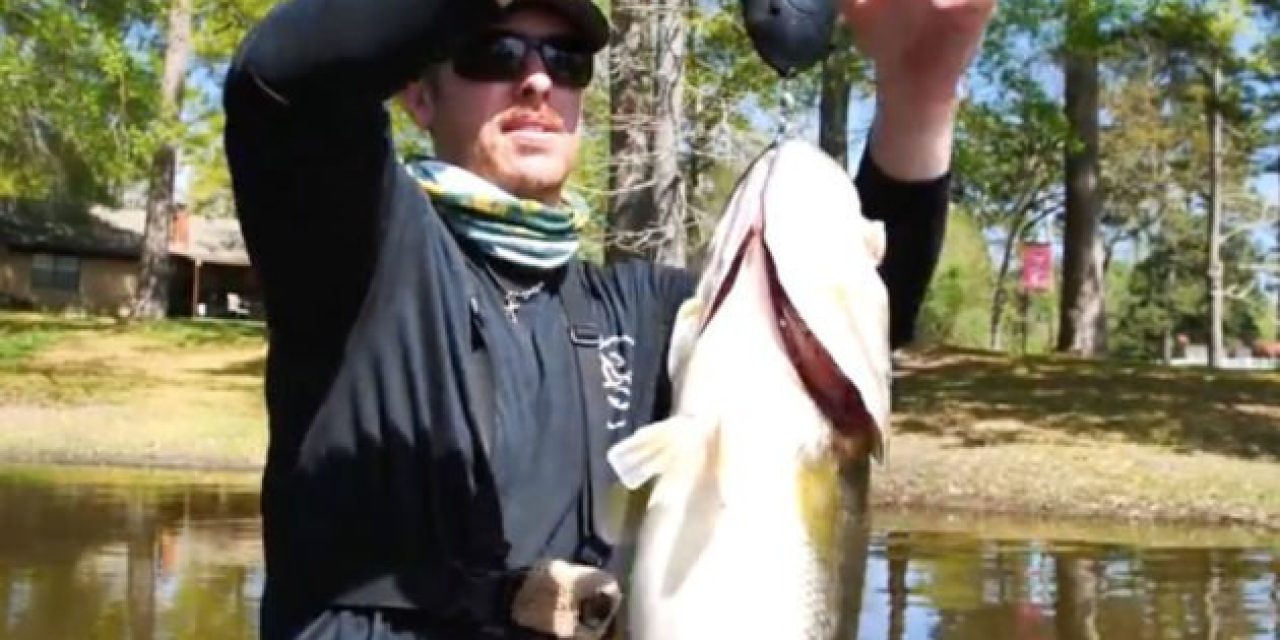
[859,515,1280,639]
[0,470,262,639]
[0,470,1277,639]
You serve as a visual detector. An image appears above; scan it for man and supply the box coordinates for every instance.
[223,0,994,637]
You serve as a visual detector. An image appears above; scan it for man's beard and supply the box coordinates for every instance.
[468,137,576,205]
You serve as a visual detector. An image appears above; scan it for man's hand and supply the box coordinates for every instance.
[511,559,622,639]
[843,0,996,105]
[840,0,997,180]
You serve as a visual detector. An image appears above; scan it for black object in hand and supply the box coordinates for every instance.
[578,591,620,634]
[740,0,837,77]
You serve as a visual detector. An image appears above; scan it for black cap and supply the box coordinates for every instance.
[497,0,611,52]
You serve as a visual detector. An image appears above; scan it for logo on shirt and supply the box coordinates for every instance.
[598,334,635,431]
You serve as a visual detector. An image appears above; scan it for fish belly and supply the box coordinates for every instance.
[627,339,850,638]
[625,439,854,640]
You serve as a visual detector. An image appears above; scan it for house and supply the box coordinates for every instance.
[1171,339,1278,371]
[0,199,259,319]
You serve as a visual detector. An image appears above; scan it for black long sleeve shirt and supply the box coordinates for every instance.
[223,0,949,636]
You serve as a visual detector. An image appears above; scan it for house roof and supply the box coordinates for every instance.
[0,200,250,267]
[0,200,141,259]
[99,207,251,267]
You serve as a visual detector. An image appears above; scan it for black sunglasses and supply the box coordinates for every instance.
[449,30,595,89]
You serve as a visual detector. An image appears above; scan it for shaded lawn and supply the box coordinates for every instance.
[0,314,107,365]
[132,317,265,348]
[892,347,1280,461]
[0,313,263,364]
[0,311,268,468]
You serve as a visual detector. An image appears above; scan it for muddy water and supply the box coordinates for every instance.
[0,468,1275,639]
[860,512,1279,639]
[0,467,262,639]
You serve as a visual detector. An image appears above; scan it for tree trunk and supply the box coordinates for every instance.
[125,503,156,640]
[1057,6,1107,356]
[886,534,908,640]
[606,0,655,263]
[818,52,851,169]
[0,568,10,637]
[132,0,192,320]
[683,127,715,272]
[1272,555,1280,640]
[989,221,1025,351]
[649,0,688,267]
[1207,61,1225,368]
[606,0,687,266]
[1053,553,1100,640]
[684,94,708,205]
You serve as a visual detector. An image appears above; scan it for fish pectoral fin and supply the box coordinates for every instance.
[607,415,712,491]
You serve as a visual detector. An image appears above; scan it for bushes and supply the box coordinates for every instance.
[915,208,993,349]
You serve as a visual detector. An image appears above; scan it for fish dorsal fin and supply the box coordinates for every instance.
[760,139,894,459]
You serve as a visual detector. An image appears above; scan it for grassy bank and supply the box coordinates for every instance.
[0,312,266,469]
[2,312,1278,530]
[872,347,1280,530]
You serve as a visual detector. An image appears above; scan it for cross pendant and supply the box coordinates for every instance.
[503,296,521,324]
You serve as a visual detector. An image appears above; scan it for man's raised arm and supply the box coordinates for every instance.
[846,0,996,348]
[222,0,499,331]
[226,0,497,108]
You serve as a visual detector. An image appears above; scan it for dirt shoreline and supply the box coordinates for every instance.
[0,449,263,473]
[3,436,1277,533]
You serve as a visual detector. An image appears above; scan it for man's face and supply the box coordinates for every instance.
[405,10,588,204]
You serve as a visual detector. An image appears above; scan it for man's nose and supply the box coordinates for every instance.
[517,53,553,101]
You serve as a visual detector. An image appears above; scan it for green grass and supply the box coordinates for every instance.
[0,368,136,406]
[0,328,59,366]
[0,313,264,361]
[0,313,109,365]
[0,462,258,490]
[133,318,265,348]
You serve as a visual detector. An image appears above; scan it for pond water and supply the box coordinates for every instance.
[0,468,1275,639]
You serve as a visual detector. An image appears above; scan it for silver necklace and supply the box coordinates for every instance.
[482,261,545,324]
[478,258,546,324]
[501,281,544,324]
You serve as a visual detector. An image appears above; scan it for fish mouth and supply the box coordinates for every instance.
[763,238,877,446]
[701,227,877,448]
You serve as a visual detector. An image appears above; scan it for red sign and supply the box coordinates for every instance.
[1021,242,1053,292]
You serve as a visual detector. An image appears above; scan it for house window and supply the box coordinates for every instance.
[31,253,81,292]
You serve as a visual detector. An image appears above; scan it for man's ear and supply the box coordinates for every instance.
[398,79,435,130]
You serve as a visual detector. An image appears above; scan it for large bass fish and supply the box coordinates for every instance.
[607,139,892,639]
